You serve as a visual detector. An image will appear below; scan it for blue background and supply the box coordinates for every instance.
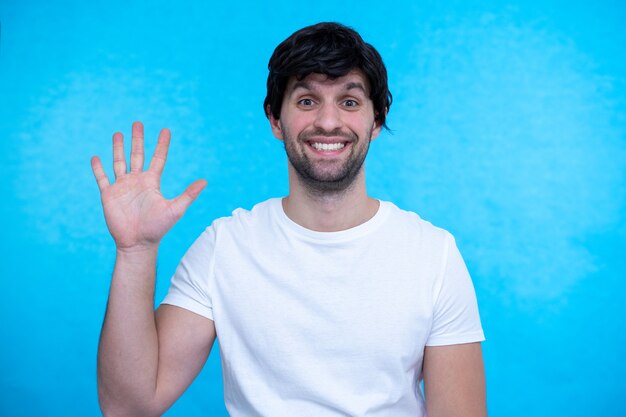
[1,1,625,416]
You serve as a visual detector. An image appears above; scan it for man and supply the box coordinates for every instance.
[92,22,486,417]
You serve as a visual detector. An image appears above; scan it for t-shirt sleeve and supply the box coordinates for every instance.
[425,233,485,346]
[161,226,216,321]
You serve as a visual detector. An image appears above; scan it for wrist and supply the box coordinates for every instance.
[113,245,159,282]
[115,244,159,260]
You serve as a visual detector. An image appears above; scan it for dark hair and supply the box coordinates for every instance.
[264,22,392,130]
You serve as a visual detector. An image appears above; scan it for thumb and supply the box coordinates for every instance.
[170,179,207,219]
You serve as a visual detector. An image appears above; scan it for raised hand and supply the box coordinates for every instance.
[91,121,206,251]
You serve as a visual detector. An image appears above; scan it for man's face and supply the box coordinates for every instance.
[269,70,382,194]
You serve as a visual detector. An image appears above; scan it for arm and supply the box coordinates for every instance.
[423,342,487,417]
[92,122,214,416]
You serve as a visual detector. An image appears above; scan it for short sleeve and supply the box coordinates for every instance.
[161,226,216,320]
[425,233,485,346]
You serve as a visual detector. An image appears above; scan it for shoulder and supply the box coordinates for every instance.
[208,198,279,235]
[381,201,453,247]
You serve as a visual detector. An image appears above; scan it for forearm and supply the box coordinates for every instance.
[97,246,161,416]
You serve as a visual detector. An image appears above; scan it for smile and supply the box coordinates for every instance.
[310,142,346,151]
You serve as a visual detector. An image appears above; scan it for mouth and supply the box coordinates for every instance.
[309,141,346,151]
[305,138,352,155]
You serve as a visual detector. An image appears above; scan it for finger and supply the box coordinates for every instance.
[148,128,171,175]
[169,179,207,219]
[91,156,110,192]
[130,121,145,173]
[112,132,127,178]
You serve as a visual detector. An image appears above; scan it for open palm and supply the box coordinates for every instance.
[91,122,206,250]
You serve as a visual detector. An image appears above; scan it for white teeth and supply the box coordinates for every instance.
[311,142,345,151]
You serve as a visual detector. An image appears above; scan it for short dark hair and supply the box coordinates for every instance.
[264,22,392,130]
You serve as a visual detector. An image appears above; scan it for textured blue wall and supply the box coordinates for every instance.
[1,1,625,416]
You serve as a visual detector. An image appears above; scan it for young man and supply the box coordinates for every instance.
[93,22,486,417]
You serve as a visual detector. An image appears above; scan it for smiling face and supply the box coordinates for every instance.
[270,70,382,194]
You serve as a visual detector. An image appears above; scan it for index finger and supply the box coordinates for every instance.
[148,128,171,175]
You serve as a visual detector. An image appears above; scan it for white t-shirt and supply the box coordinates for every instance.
[162,198,484,416]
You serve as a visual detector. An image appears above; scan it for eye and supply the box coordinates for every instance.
[298,98,314,107]
[343,99,359,108]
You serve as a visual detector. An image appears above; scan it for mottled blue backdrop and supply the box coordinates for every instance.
[1,1,624,416]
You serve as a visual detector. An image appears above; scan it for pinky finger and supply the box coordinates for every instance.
[91,156,110,192]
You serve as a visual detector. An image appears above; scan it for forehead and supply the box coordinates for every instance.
[285,69,370,95]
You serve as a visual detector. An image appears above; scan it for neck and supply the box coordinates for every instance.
[282,165,379,232]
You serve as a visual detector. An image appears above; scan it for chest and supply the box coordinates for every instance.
[211,238,436,368]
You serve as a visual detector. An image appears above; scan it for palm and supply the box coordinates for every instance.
[91,122,206,250]
[101,172,171,248]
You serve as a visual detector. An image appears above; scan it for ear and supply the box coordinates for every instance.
[267,105,284,140]
[369,108,387,141]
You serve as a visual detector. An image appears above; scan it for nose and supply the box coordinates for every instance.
[313,102,343,132]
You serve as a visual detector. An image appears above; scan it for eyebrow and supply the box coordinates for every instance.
[344,82,367,94]
[291,80,312,92]
[290,80,368,95]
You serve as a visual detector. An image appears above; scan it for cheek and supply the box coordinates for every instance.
[349,115,376,134]
[279,109,306,129]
